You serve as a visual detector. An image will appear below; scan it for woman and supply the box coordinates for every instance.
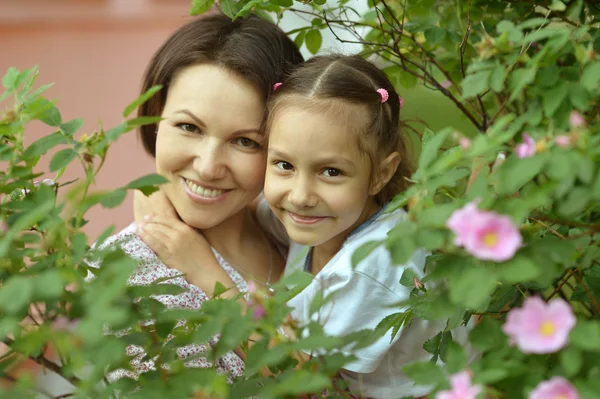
[94,11,303,381]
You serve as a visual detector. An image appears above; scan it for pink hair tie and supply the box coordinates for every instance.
[273,82,282,91]
[398,96,404,108]
[376,88,389,103]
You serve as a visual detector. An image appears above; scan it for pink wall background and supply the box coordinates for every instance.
[1,0,192,241]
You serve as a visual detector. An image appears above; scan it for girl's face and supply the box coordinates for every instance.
[264,103,377,248]
[155,63,267,230]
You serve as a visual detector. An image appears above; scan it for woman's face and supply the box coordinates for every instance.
[155,63,266,230]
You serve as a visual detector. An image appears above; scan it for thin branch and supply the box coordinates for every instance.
[459,0,472,78]
[547,268,576,301]
[574,272,600,315]
[1,337,80,385]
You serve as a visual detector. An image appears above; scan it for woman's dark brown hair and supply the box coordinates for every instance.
[267,54,413,206]
[138,12,304,156]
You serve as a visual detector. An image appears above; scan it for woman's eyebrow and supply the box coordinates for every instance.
[175,109,206,127]
[175,109,262,135]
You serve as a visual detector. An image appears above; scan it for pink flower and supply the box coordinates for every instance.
[459,136,472,149]
[436,370,482,399]
[447,201,522,262]
[253,304,266,320]
[569,111,585,129]
[33,180,40,186]
[398,96,404,108]
[516,133,536,158]
[555,135,571,148]
[42,178,55,186]
[440,80,452,89]
[503,297,576,354]
[414,278,424,290]
[529,376,580,399]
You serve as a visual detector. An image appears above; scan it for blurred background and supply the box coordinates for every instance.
[1,1,476,394]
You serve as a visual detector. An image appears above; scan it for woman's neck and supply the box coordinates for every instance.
[311,200,381,275]
[201,208,256,258]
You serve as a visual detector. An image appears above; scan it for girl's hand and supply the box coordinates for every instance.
[136,214,236,295]
[134,189,177,225]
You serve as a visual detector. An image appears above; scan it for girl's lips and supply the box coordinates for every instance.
[287,211,327,225]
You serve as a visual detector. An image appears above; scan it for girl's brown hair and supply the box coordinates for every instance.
[138,12,304,156]
[266,54,413,206]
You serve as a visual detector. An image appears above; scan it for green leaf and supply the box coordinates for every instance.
[60,118,84,136]
[190,0,216,15]
[122,85,162,118]
[497,255,540,283]
[33,270,64,300]
[125,173,169,192]
[294,30,306,48]
[445,340,467,373]
[449,266,497,309]
[581,61,600,91]
[592,172,600,200]
[570,321,600,351]
[37,99,63,127]
[399,269,418,287]
[508,67,537,102]
[386,222,417,265]
[462,70,491,98]
[469,318,506,351]
[99,189,127,209]
[305,29,323,55]
[560,346,582,377]
[418,128,450,171]
[557,187,591,217]
[23,132,69,158]
[351,240,383,267]
[489,64,507,92]
[495,154,547,195]
[270,0,293,5]
[403,361,446,385]
[543,83,568,117]
[219,0,241,19]
[49,148,78,172]
[2,67,20,90]
[0,276,33,314]
[424,26,446,44]
[376,311,413,342]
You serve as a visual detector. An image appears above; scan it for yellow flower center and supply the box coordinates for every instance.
[483,232,498,247]
[540,321,556,336]
[556,396,567,399]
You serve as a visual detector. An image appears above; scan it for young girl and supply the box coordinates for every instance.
[256,54,443,398]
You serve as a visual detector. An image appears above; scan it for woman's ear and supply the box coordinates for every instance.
[369,152,401,195]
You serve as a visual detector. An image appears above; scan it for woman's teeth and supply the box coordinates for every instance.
[185,179,225,197]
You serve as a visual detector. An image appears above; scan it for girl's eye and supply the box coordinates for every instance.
[177,123,200,133]
[235,137,261,149]
[323,168,342,177]
[275,161,294,171]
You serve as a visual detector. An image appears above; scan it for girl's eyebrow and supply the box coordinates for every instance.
[175,109,262,135]
[268,148,353,166]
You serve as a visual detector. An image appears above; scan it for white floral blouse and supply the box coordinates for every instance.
[91,222,248,382]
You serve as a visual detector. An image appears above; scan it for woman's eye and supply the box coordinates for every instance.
[177,123,200,133]
[275,161,294,171]
[323,168,342,177]
[235,137,261,149]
